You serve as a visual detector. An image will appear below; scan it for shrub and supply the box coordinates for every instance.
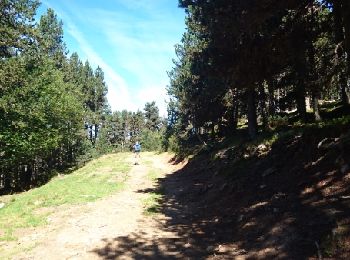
[140,129,164,152]
[268,115,289,129]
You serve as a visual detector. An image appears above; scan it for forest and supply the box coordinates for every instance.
[160,2,350,257]
[165,0,350,152]
[0,0,164,194]
[2,0,350,192]
[1,0,350,258]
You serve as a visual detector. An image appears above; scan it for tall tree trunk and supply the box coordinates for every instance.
[340,74,350,103]
[312,95,321,121]
[341,0,350,103]
[267,79,277,116]
[293,16,308,122]
[94,124,98,140]
[295,48,308,121]
[258,83,268,128]
[295,47,307,121]
[67,122,73,164]
[333,0,350,104]
[296,84,307,121]
[89,125,93,144]
[247,88,257,139]
[229,88,239,131]
[342,0,350,77]
[3,171,12,193]
[20,163,32,191]
[307,8,322,122]
[232,100,239,130]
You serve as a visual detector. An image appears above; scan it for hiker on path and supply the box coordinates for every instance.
[133,141,141,164]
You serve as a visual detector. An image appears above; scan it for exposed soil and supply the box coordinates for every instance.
[9,153,183,259]
[148,126,350,259]
[5,127,350,259]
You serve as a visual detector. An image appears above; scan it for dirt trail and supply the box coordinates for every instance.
[13,153,183,260]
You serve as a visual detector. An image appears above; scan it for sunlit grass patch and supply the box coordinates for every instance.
[142,160,153,166]
[142,192,162,215]
[0,153,131,242]
[147,168,162,181]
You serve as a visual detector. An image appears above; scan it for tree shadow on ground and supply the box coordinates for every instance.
[92,127,350,259]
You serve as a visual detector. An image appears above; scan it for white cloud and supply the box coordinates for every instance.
[40,0,185,114]
[67,24,136,112]
[85,8,179,114]
[136,84,168,117]
[39,2,135,112]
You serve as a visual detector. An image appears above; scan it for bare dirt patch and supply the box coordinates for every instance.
[6,131,348,260]
[8,153,179,260]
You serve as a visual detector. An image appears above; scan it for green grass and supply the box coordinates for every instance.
[0,153,131,241]
[142,192,162,215]
[142,163,164,215]
[147,168,162,181]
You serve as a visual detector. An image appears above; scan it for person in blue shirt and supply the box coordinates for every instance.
[133,141,141,164]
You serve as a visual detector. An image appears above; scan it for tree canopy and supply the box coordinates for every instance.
[166,0,350,148]
[0,1,164,194]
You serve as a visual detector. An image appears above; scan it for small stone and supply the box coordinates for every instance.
[0,203,5,209]
[260,184,266,189]
[217,244,229,253]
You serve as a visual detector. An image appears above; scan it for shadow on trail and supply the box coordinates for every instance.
[91,233,196,259]
[92,128,350,259]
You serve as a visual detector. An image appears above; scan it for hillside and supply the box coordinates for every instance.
[153,116,350,259]
[0,122,349,259]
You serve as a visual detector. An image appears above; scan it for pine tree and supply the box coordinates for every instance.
[144,101,161,131]
[37,8,66,66]
[0,0,39,58]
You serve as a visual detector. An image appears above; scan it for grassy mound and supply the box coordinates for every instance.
[0,153,131,241]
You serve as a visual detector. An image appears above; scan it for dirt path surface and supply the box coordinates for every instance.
[5,136,350,259]
[8,147,344,259]
[12,153,186,260]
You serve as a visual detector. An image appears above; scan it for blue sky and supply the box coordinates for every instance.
[38,0,186,116]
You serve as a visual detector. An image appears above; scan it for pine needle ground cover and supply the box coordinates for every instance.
[0,153,131,241]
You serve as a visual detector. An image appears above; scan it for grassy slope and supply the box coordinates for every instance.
[0,153,131,241]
